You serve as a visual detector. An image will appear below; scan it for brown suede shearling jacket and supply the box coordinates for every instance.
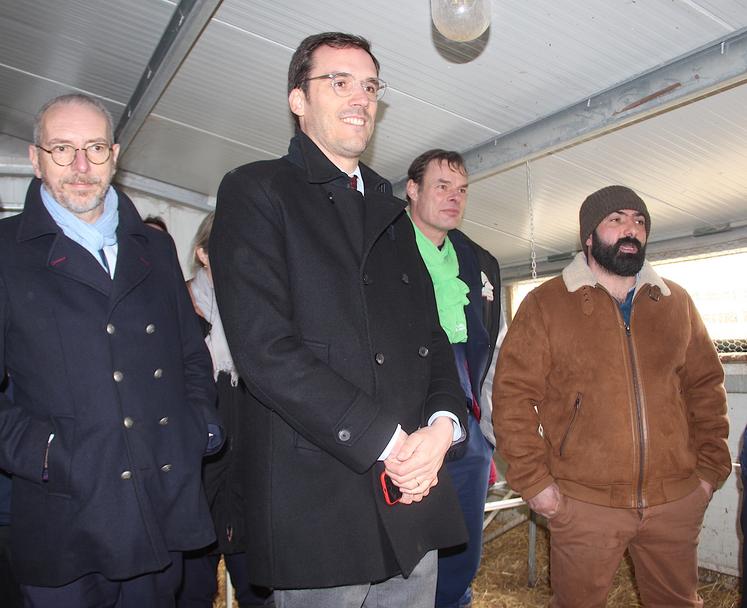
[493,253,731,509]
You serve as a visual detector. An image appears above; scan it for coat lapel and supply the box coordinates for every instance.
[109,232,152,309]
[286,133,407,267]
[358,162,406,265]
[18,178,153,305]
[46,235,113,296]
[361,187,406,265]
[107,191,156,310]
[452,233,490,393]
[18,179,112,295]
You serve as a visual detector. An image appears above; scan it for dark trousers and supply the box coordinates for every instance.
[435,412,493,608]
[0,525,22,608]
[178,551,273,608]
[21,553,183,608]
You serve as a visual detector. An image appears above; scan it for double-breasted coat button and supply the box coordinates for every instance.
[153,368,163,379]
[401,273,410,284]
[362,273,371,285]
[106,323,116,335]
[418,346,429,358]
[123,416,134,428]
[145,323,156,334]
[113,371,124,382]
[159,417,169,426]
[338,429,351,442]
[160,464,173,472]
[375,353,385,365]
[120,470,132,480]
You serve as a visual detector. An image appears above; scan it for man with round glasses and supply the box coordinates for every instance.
[211,32,467,608]
[30,103,118,223]
[36,142,114,165]
[0,93,222,606]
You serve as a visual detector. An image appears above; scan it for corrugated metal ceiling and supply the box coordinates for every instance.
[1,0,746,272]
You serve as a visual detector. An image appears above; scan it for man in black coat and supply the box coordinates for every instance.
[211,32,468,608]
[0,94,221,607]
[405,150,502,608]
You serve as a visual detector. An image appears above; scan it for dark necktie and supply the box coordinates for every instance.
[99,249,111,277]
[349,175,358,191]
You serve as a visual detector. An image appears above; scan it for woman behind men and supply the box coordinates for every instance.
[177,212,274,608]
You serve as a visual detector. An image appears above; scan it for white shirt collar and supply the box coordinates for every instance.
[349,166,364,195]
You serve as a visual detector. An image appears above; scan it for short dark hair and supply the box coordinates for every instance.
[33,94,114,146]
[406,149,467,203]
[287,32,380,128]
[143,215,168,233]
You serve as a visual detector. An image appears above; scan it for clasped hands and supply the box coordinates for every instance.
[383,417,454,505]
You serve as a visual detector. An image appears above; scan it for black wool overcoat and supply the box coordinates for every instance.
[211,132,468,588]
[0,179,219,586]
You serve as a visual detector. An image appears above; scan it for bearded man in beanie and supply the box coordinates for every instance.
[493,185,730,607]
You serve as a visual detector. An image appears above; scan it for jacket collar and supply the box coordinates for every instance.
[17,178,63,242]
[18,178,149,243]
[562,251,670,297]
[285,130,393,195]
[285,131,405,265]
[18,178,153,299]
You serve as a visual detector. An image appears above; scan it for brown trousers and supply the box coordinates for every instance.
[547,485,710,608]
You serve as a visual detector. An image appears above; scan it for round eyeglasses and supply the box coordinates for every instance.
[36,143,113,167]
[304,72,387,101]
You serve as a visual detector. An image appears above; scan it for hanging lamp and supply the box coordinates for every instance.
[431,0,491,42]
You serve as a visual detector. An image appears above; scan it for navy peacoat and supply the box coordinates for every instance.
[211,133,468,589]
[0,179,219,586]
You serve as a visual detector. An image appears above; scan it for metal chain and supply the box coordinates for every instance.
[526,161,537,279]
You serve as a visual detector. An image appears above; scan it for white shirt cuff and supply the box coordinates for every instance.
[427,411,463,442]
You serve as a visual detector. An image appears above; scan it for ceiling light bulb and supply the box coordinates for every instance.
[431,0,491,42]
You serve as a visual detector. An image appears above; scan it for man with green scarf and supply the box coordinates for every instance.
[406,150,502,608]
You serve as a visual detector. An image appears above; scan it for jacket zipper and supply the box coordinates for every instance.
[625,321,647,509]
[600,285,648,509]
[559,393,582,456]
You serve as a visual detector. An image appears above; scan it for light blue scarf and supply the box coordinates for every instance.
[41,184,119,269]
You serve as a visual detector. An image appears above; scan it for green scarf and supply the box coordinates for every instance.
[411,220,469,344]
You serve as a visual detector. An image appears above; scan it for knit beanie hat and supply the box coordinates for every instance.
[579,185,651,247]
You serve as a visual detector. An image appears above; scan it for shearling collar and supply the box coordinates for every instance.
[562,251,671,297]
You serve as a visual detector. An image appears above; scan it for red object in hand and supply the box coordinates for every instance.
[380,471,401,505]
